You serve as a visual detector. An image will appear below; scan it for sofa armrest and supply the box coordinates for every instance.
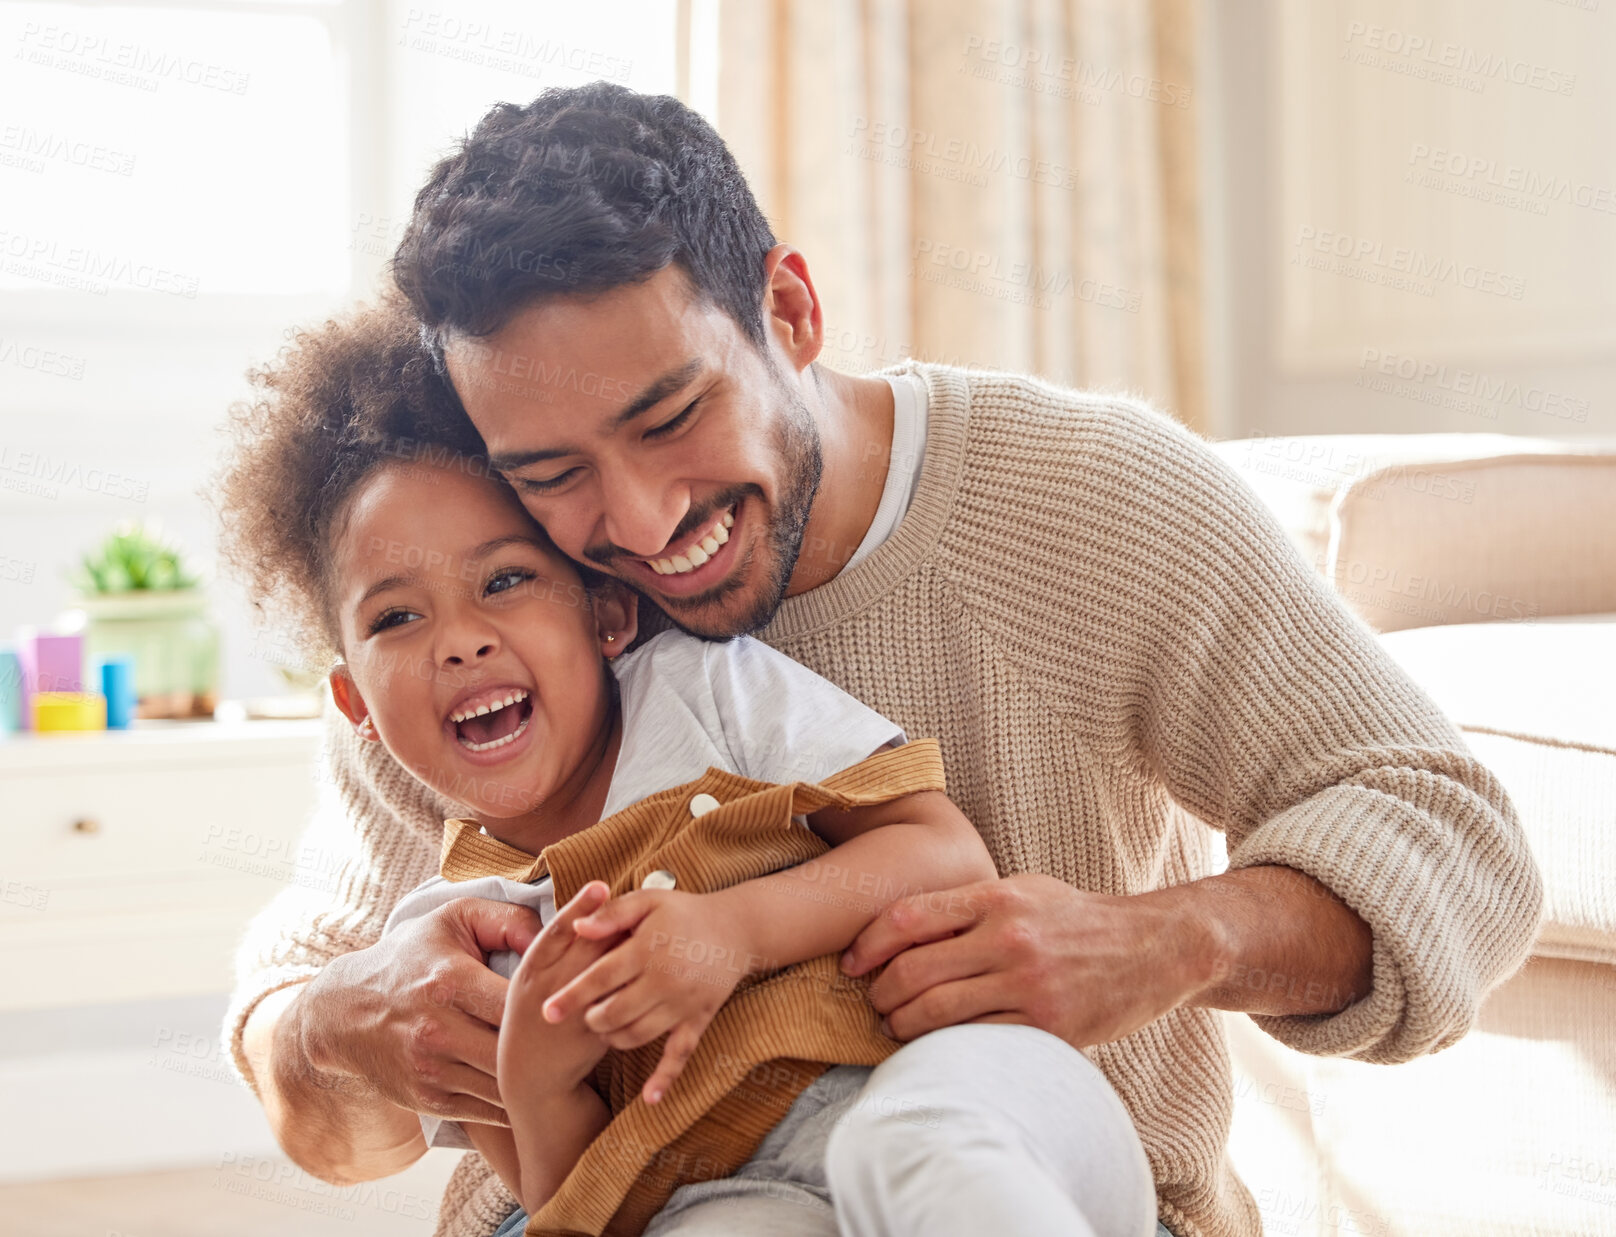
[1213,433,1616,632]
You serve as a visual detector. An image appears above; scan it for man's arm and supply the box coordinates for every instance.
[236,896,544,1183]
[242,983,425,1183]
[845,392,1542,1060]
[223,709,544,1183]
[844,863,1373,1048]
[1182,863,1375,1015]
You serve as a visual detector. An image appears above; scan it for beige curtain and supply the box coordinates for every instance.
[682,0,1207,433]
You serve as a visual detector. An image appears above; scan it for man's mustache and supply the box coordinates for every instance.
[582,484,760,569]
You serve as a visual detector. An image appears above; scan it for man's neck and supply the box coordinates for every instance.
[785,365,895,596]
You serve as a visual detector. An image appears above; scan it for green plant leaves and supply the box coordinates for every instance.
[75,524,200,594]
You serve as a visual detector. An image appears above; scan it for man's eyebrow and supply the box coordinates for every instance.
[487,358,704,473]
[612,357,703,428]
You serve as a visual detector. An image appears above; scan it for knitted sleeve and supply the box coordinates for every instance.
[221,704,449,1095]
[962,379,1544,1064]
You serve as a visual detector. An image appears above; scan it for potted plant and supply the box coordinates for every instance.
[71,523,219,719]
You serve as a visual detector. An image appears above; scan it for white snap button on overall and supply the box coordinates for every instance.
[641,869,678,891]
[688,792,721,818]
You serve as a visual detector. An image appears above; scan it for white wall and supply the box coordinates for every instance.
[1206,0,1616,441]
[0,0,678,702]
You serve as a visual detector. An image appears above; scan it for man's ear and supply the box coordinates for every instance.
[761,244,824,375]
[329,664,380,740]
[592,580,640,659]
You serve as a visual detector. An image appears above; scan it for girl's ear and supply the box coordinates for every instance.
[329,664,380,741]
[592,579,640,659]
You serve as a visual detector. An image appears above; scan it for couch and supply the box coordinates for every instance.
[1206,433,1616,1237]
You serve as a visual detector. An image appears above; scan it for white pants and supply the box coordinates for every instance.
[639,1024,1161,1237]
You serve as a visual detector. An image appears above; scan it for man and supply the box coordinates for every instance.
[227,83,1542,1237]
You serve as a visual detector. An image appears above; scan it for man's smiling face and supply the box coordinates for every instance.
[444,265,822,639]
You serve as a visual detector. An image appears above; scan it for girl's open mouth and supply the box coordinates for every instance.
[450,689,534,753]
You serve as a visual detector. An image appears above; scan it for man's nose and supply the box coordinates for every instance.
[600,468,687,559]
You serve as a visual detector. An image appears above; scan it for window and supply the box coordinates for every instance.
[0,0,678,699]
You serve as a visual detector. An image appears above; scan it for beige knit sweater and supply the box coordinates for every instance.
[224,362,1543,1237]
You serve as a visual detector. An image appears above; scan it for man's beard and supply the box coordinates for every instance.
[590,379,824,640]
[658,385,822,639]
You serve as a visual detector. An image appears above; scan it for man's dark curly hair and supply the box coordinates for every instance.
[392,81,777,364]
[215,297,491,664]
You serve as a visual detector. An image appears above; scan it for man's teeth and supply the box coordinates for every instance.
[649,509,734,576]
[449,689,529,725]
[459,715,530,753]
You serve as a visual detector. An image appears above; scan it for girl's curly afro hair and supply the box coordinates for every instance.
[215,296,487,666]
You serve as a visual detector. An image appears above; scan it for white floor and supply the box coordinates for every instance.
[0,1149,464,1237]
[0,992,477,1236]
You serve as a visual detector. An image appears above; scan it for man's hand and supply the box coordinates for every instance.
[841,867,1375,1048]
[546,889,753,1104]
[293,896,543,1126]
[840,873,1216,1047]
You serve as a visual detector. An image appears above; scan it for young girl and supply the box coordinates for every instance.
[218,301,1158,1237]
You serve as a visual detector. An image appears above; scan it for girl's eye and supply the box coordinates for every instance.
[368,608,420,635]
[486,567,535,597]
[519,467,580,495]
[646,400,698,440]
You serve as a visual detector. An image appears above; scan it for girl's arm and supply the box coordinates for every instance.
[711,787,997,972]
[486,883,619,1216]
[548,787,996,1101]
[469,1086,609,1218]
[463,1124,523,1204]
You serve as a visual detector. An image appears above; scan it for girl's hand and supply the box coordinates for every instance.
[543,889,760,1105]
[498,882,623,1114]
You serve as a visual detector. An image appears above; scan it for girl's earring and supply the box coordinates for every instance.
[358,715,378,740]
[605,634,617,643]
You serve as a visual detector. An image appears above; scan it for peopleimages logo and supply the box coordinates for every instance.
[0,336,87,380]
[1406,144,1616,216]
[0,447,149,502]
[0,126,137,176]
[0,230,199,297]
[849,117,1079,190]
[1292,227,1525,300]
[1342,22,1576,95]
[16,22,251,94]
[1328,558,1540,623]
[959,34,1193,108]
[1358,348,1589,423]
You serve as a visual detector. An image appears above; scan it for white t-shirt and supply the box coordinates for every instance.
[381,630,906,1148]
[840,372,930,574]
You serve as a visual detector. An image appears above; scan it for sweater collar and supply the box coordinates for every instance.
[760,361,971,643]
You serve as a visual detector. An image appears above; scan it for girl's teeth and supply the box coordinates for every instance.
[459,714,530,753]
[450,689,527,724]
